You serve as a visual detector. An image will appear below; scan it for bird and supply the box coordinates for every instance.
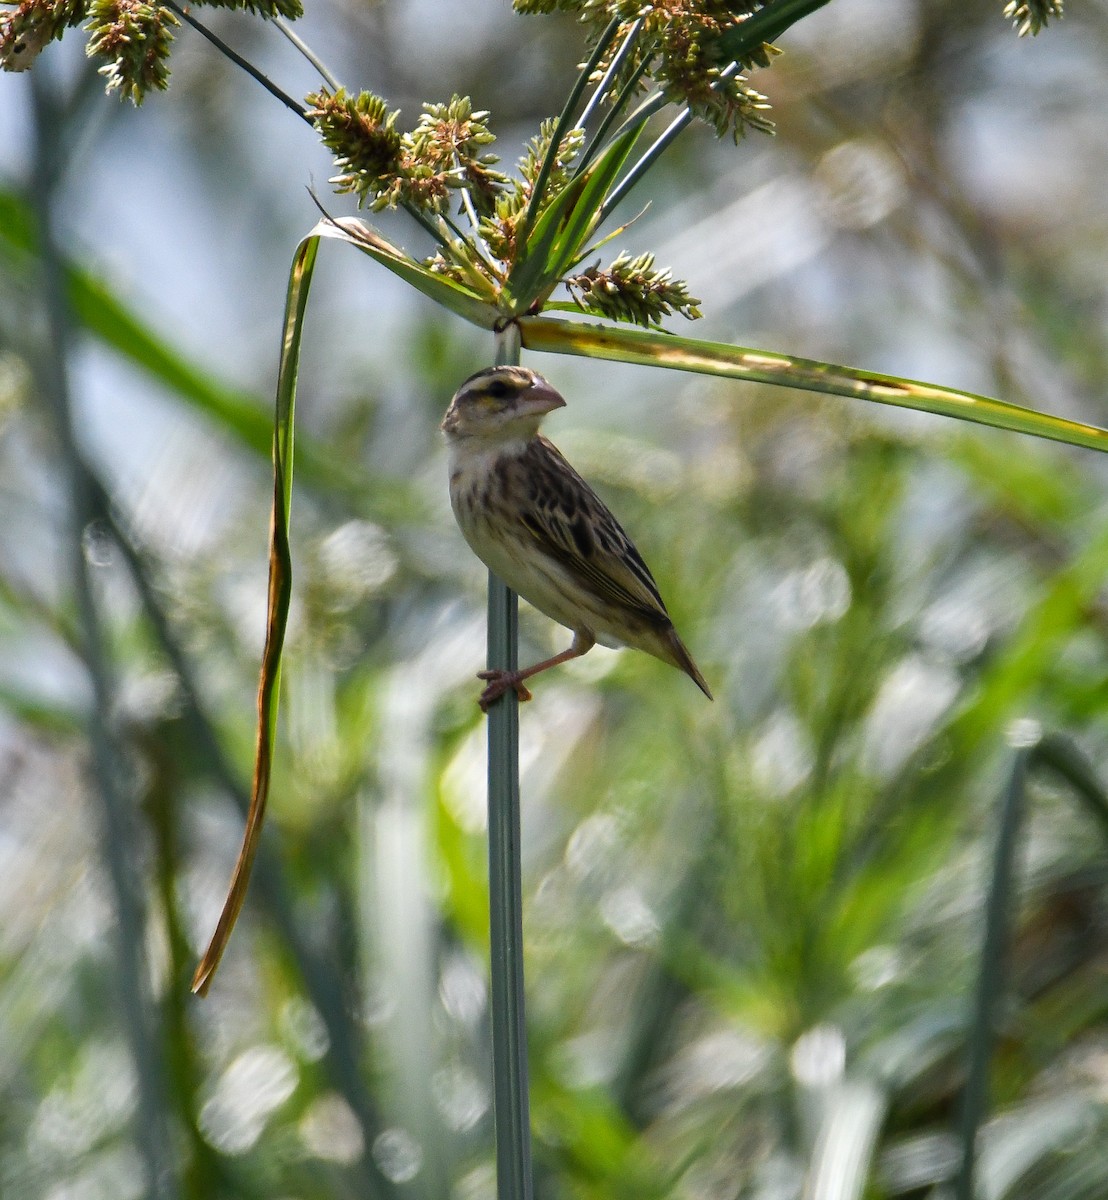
[442,364,712,711]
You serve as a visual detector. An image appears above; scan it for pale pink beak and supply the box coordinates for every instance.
[517,375,566,419]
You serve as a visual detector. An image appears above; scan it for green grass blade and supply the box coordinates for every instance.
[192,232,320,995]
[716,0,835,60]
[313,215,500,328]
[504,172,592,311]
[955,744,1030,1200]
[956,735,1108,1199]
[547,124,643,277]
[74,274,277,446]
[517,316,1108,454]
[1034,735,1108,839]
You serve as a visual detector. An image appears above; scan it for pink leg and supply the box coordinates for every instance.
[477,632,595,712]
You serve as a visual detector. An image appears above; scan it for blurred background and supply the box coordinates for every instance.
[2,1,1108,1197]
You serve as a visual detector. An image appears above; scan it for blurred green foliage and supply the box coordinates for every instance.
[1,2,1108,1199]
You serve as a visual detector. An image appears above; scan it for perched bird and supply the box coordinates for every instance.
[443,365,712,710]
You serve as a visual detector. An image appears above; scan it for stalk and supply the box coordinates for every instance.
[575,53,653,178]
[955,731,1108,1199]
[486,321,533,1200]
[271,15,342,90]
[521,15,622,237]
[576,18,647,141]
[163,0,309,122]
[600,63,741,222]
[955,746,1028,1200]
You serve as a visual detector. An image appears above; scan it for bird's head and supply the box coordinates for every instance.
[441,366,566,441]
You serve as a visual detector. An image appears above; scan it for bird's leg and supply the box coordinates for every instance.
[478,632,595,711]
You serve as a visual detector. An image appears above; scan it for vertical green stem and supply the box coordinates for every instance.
[955,745,1029,1200]
[486,321,533,1200]
[955,732,1108,1199]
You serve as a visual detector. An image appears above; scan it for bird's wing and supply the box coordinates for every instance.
[517,437,671,624]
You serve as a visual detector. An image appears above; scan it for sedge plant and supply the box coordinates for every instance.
[3,0,1099,1197]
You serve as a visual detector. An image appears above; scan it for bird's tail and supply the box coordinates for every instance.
[661,627,713,701]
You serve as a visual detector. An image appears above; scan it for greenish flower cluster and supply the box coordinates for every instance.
[307,90,506,216]
[565,250,702,327]
[392,111,704,328]
[198,0,301,16]
[1002,0,1062,35]
[421,119,584,287]
[514,0,777,141]
[2,0,302,99]
[0,0,85,72]
[306,89,404,206]
[402,96,507,215]
[86,0,177,104]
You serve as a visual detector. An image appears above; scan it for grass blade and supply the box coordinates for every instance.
[0,188,274,451]
[548,124,643,277]
[956,732,1108,1199]
[192,232,320,995]
[716,0,835,60]
[955,743,1029,1200]
[1033,734,1108,839]
[517,316,1108,454]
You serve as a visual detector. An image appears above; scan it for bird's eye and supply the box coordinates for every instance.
[485,379,512,400]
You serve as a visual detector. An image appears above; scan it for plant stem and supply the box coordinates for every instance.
[486,320,534,1200]
[163,0,310,123]
[521,14,622,237]
[605,86,670,144]
[955,730,1108,1200]
[600,62,740,222]
[576,52,653,178]
[577,18,644,133]
[439,205,487,260]
[1034,733,1108,838]
[955,744,1028,1200]
[271,14,342,90]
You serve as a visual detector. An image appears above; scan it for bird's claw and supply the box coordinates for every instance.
[477,669,533,711]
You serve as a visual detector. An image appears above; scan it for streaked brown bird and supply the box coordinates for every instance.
[442,365,713,710]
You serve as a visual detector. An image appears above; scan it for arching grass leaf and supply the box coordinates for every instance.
[518,316,1108,455]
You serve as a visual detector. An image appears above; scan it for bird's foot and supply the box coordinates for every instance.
[477,669,533,712]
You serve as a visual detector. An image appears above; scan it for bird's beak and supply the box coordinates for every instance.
[517,376,567,419]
